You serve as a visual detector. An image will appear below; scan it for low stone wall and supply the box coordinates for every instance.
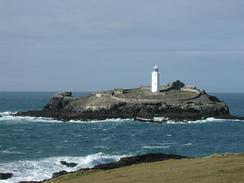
[180,87,201,100]
[111,95,159,103]
[181,87,200,94]
[96,93,112,97]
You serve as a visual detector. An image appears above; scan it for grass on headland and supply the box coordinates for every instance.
[46,153,244,183]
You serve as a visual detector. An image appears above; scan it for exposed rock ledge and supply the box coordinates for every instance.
[19,153,187,183]
[17,81,243,122]
[0,172,13,180]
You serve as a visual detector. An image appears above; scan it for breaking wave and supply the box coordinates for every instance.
[0,111,132,124]
[0,111,17,116]
[0,152,125,183]
[142,145,170,149]
[152,117,244,124]
[0,112,62,123]
[69,118,132,123]
[142,142,193,150]
[1,111,243,124]
[183,117,244,124]
[0,150,25,155]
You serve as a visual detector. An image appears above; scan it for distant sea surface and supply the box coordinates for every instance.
[0,92,244,182]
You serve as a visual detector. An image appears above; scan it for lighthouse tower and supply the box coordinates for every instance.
[151,65,160,93]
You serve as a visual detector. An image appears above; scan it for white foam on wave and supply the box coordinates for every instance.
[0,111,17,116]
[0,111,132,124]
[142,145,170,149]
[142,142,176,150]
[0,112,62,123]
[185,117,244,124]
[1,111,243,124]
[0,150,24,155]
[152,117,244,124]
[69,118,133,123]
[0,152,125,183]
[94,145,109,150]
[184,143,192,146]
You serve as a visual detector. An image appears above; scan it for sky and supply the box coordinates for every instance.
[0,0,243,92]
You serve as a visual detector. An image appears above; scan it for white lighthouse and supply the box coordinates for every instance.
[151,65,160,93]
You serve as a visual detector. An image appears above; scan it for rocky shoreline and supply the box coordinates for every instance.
[16,81,244,122]
[3,152,244,182]
[14,153,187,183]
[44,153,244,183]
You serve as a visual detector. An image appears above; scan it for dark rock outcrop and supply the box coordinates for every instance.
[52,170,68,179]
[93,153,186,170]
[60,161,78,168]
[49,153,187,180]
[43,92,75,111]
[168,80,185,90]
[0,172,13,180]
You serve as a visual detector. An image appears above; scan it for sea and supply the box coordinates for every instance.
[0,92,244,183]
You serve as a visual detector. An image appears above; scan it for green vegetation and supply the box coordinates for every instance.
[46,154,244,183]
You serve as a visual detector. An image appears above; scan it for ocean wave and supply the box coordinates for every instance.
[0,152,125,183]
[0,150,24,155]
[142,142,193,150]
[0,111,17,116]
[153,117,244,124]
[69,118,132,123]
[0,112,132,124]
[185,117,244,124]
[142,145,170,149]
[94,145,109,150]
[184,143,192,146]
[1,111,243,124]
[142,142,176,150]
[69,117,243,124]
[0,115,62,124]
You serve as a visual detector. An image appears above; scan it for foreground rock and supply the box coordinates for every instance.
[93,153,186,170]
[51,153,187,180]
[60,161,78,168]
[0,172,13,180]
[44,153,244,183]
[16,81,243,122]
[52,170,68,179]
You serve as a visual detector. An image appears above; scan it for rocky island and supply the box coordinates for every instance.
[17,80,242,122]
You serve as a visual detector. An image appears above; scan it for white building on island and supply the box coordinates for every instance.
[151,65,160,93]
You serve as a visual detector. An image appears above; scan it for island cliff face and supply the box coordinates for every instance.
[18,81,237,122]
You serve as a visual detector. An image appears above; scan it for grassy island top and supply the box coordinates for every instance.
[94,80,202,103]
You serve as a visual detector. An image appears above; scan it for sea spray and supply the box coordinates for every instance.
[1,111,243,124]
[0,153,125,183]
